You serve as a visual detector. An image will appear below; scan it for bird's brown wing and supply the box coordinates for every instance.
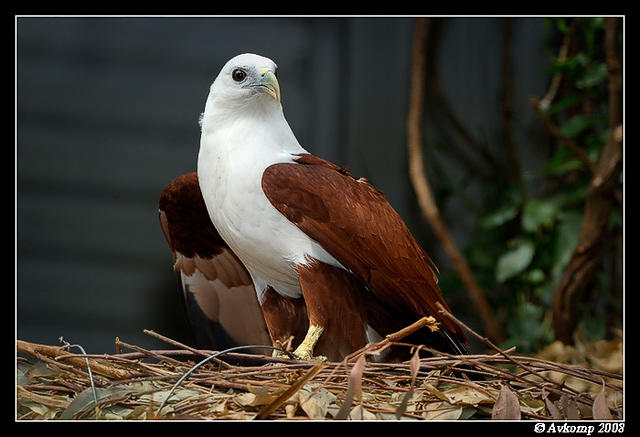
[261,154,468,353]
[159,172,271,350]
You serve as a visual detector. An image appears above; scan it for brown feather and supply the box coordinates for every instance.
[260,286,308,353]
[261,154,468,352]
[159,172,270,349]
[296,261,370,361]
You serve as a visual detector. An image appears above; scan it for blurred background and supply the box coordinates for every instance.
[16,16,623,356]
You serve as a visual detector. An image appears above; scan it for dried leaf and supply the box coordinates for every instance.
[459,406,478,420]
[17,385,71,410]
[348,405,377,420]
[542,392,562,420]
[445,385,494,407]
[140,385,202,408]
[25,361,57,380]
[409,348,420,379]
[19,400,59,420]
[423,401,464,420]
[100,404,135,420]
[17,362,32,386]
[351,355,366,401]
[256,362,324,419]
[235,386,278,407]
[559,393,580,420]
[521,398,546,415]
[592,386,613,420]
[124,405,150,420]
[491,384,521,420]
[334,355,366,420]
[395,349,420,419]
[60,387,130,420]
[293,384,337,419]
[422,382,450,402]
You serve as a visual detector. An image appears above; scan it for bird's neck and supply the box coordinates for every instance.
[199,99,306,161]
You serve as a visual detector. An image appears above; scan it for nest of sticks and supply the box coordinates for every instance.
[16,307,623,421]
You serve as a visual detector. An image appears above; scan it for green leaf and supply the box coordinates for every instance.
[480,204,519,229]
[506,302,545,352]
[524,268,546,284]
[577,62,607,88]
[559,114,593,138]
[556,18,571,34]
[522,199,558,233]
[544,146,584,176]
[545,93,582,115]
[551,211,583,281]
[496,241,535,282]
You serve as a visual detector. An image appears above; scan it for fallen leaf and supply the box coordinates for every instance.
[235,386,278,407]
[521,398,546,416]
[334,356,366,420]
[139,385,202,409]
[559,394,580,420]
[459,406,477,420]
[60,387,130,420]
[293,384,336,419]
[422,382,450,402]
[256,362,324,419]
[542,392,562,420]
[124,405,150,420]
[348,405,377,420]
[351,355,366,402]
[285,403,297,418]
[100,404,135,420]
[25,361,57,381]
[17,385,71,410]
[423,401,463,420]
[445,385,494,407]
[592,386,613,420]
[19,400,59,420]
[395,349,420,419]
[491,384,521,420]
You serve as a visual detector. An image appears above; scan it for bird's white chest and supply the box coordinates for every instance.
[197,132,338,300]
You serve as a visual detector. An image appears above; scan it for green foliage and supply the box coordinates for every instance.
[459,18,621,353]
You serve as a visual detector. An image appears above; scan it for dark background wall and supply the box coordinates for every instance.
[16,16,551,353]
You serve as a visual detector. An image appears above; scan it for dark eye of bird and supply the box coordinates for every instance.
[232,69,246,82]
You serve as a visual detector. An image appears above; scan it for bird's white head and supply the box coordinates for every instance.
[198,53,303,158]
[204,53,281,116]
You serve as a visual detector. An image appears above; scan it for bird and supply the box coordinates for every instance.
[164,52,469,362]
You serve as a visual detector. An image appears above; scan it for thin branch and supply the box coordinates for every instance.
[538,21,576,110]
[407,17,503,344]
[530,96,598,174]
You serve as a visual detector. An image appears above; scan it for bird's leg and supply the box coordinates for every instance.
[296,261,369,362]
[260,286,309,359]
[292,325,326,361]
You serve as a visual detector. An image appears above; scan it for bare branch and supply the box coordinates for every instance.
[407,17,503,344]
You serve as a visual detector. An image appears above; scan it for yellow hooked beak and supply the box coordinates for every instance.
[258,67,281,105]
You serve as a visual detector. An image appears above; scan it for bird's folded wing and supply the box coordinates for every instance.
[159,172,270,349]
[261,154,467,348]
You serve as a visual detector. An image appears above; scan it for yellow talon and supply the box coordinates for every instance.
[292,325,326,361]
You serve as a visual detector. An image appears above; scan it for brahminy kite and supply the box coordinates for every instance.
[160,53,468,361]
